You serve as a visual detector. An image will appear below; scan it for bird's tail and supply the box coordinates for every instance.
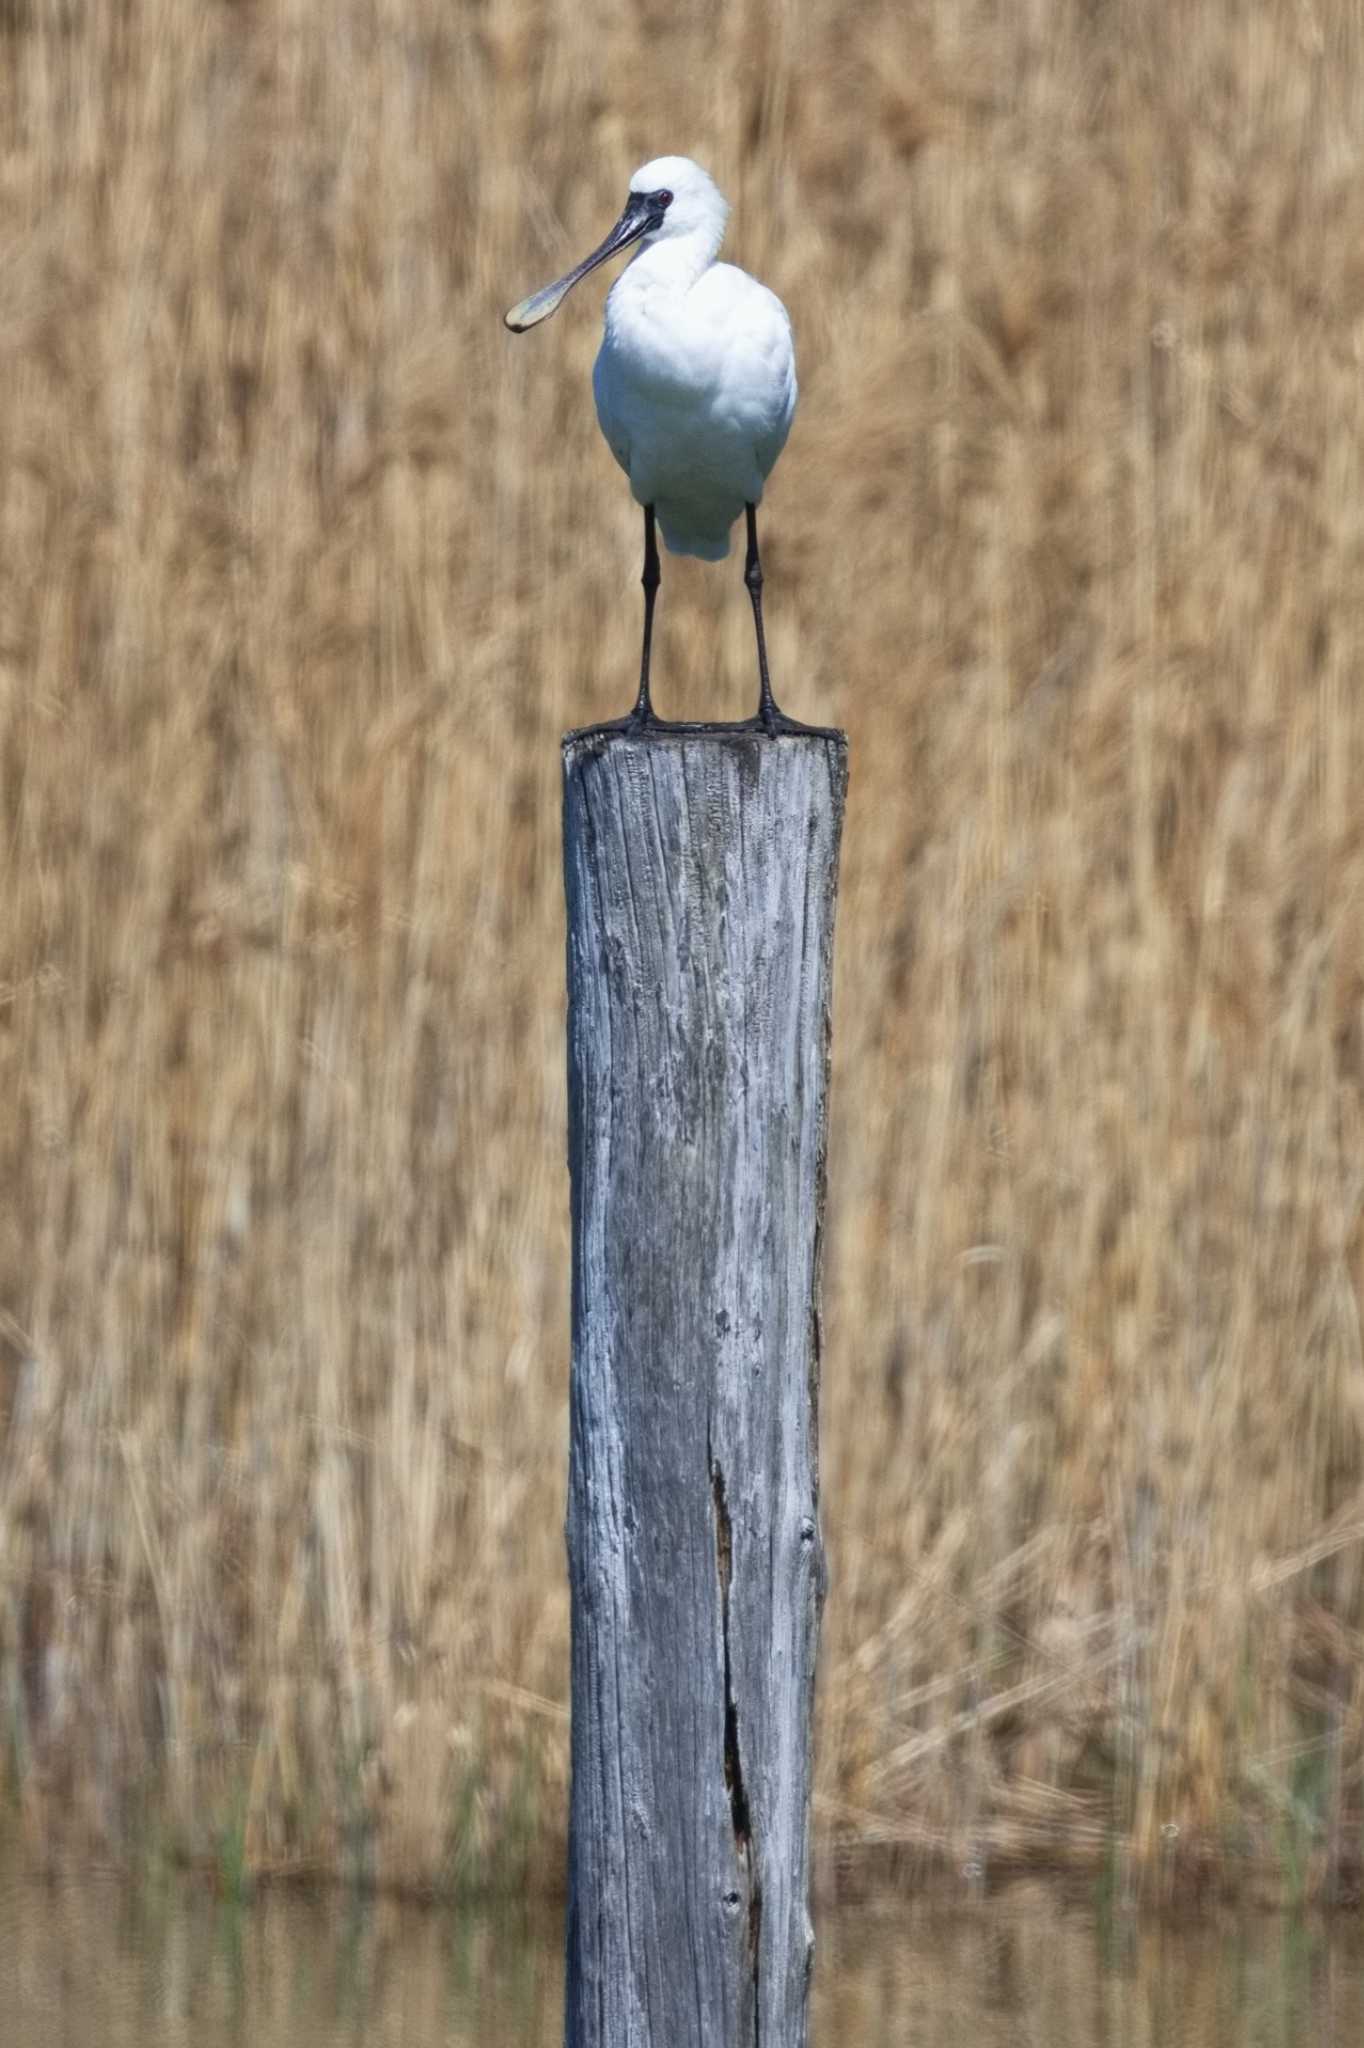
[658,516,732,562]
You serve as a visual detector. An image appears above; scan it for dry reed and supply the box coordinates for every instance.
[3,0,1364,1900]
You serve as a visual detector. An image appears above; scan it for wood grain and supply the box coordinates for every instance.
[563,726,847,2047]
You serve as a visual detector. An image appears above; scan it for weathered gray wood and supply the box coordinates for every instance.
[562,726,847,2048]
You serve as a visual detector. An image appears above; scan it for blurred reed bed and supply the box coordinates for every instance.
[2,0,1364,1900]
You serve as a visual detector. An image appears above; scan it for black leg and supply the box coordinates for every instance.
[628,505,660,727]
[745,503,783,733]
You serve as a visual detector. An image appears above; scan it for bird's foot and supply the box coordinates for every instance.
[746,700,837,739]
[575,697,656,737]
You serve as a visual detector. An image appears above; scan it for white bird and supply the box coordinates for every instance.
[505,155,807,733]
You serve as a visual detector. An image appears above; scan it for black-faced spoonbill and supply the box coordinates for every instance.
[505,156,809,734]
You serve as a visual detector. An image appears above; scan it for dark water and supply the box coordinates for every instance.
[4,1856,1364,2046]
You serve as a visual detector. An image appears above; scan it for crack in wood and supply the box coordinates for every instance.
[710,1446,763,2038]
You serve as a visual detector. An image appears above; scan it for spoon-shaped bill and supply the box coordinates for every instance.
[502,271,585,334]
[504,191,660,332]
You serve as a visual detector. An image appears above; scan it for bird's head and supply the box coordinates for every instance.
[504,155,729,333]
[625,157,729,253]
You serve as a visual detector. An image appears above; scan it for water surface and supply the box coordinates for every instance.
[4,1856,1363,2045]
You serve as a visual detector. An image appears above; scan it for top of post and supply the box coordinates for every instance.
[563,716,848,764]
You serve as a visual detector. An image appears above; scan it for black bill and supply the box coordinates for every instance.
[504,191,663,332]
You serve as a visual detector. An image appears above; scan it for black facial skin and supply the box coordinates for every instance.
[621,188,673,238]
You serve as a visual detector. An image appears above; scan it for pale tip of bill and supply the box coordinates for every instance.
[503,280,569,333]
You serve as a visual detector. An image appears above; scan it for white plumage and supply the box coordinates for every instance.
[590,157,796,561]
[505,154,803,729]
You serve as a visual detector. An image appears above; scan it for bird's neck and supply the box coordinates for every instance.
[623,224,723,297]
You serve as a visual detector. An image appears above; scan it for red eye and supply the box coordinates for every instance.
[656,189,673,207]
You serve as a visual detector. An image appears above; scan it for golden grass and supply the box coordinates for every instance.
[3,0,1364,1899]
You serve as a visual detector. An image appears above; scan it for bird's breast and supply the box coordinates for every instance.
[598,286,724,404]
[591,265,797,548]
[597,287,791,442]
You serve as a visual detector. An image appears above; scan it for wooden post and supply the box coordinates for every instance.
[562,725,847,2048]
